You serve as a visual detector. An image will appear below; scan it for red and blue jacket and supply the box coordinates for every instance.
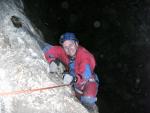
[44,45,97,87]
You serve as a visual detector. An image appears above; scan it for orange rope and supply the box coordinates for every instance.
[0,84,70,96]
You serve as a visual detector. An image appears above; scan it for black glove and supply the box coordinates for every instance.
[73,76,78,83]
[70,76,78,85]
[53,59,61,66]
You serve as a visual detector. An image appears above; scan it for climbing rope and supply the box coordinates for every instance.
[0,84,70,96]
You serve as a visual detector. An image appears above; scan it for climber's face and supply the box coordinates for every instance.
[62,40,78,57]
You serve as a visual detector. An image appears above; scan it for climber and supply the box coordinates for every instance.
[43,32,99,111]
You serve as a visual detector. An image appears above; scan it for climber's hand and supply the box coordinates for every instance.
[63,73,73,84]
[52,59,61,66]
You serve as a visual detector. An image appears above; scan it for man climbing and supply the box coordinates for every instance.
[43,32,99,111]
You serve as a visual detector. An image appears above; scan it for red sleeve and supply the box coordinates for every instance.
[44,46,68,65]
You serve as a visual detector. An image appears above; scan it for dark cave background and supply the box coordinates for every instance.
[23,0,150,113]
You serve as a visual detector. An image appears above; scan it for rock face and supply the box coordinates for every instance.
[0,0,95,113]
